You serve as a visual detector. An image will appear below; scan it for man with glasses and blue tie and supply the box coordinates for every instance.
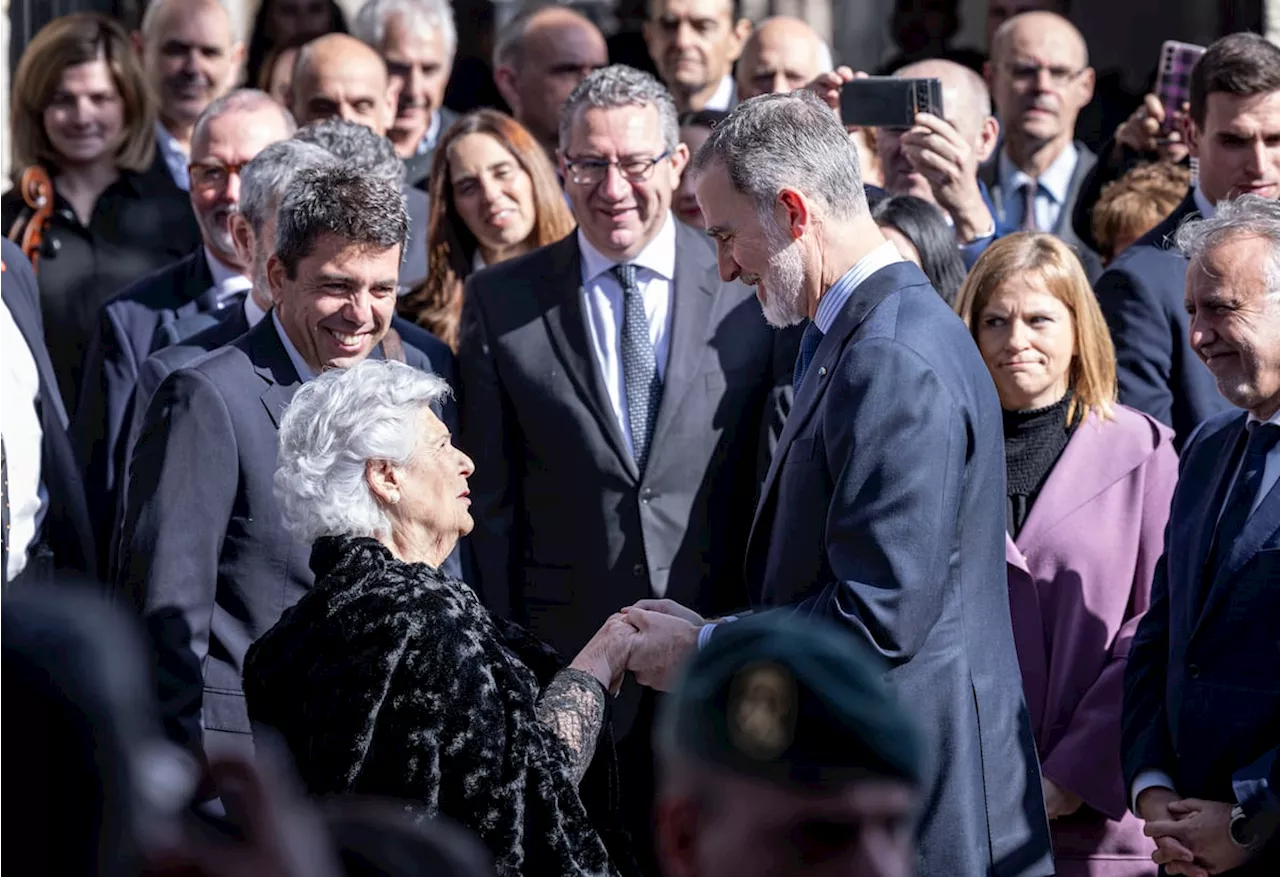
[457,64,791,872]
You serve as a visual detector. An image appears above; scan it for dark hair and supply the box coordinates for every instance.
[678,109,730,130]
[871,195,967,305]
[1188,32,1280,127]
[246,0,349,88]
[275,165,408,277]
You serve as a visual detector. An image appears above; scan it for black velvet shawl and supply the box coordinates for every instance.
[243,536,635,877]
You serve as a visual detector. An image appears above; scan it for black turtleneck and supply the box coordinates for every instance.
[1004,392,1077,539]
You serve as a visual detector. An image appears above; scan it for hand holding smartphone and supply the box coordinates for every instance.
[838,77,945,129]
[1154,40,1205,136]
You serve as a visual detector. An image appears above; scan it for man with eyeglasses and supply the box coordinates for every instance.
[980,12,1102,279]
[458,64,790,873]
[73,89,294,574]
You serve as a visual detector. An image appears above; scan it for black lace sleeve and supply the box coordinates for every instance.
[535,667,607,785]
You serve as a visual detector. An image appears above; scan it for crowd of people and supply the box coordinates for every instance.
[2,1,1278,876]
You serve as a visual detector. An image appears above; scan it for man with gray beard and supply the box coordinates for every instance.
[622,89,1054,877]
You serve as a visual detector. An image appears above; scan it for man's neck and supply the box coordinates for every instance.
[250,284,272,311]
[808,216,886,317]
[675,79,722,113]
[388,118,430,159]
[206,245,248,277]
[1006,133,1072,179]
[160,116,195,153]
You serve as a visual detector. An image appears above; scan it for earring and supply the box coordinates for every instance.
[387,492,400,504]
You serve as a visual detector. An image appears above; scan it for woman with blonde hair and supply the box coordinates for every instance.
[956,232,1178,877]
[397,110,575,350]
[2,13,198,410]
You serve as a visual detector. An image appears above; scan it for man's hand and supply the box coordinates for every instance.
[898,112,994,242]
[805,65,857,120]
[1137,787,1206,877]
[631,598,706,626]
[1114,94,1190,163]
[1145,799,1251,876]
[1043,777,1084,819]
[620,606,699,692]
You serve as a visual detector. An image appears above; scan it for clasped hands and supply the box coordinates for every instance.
[570,599,709,695]
[1137,788,1251,877]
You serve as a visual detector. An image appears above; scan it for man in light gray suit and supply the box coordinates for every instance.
[458,64,790,867]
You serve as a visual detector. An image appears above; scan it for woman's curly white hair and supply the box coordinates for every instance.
[274,359,452,544]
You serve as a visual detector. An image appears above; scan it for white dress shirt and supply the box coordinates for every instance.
[578,213,677,459]
[273,311,316,383]
[205,247,254,308]
[155,121,190,191]
[415,111,444,156]
[244,291,269,328]
[997,143,1079,233]
[704,75,737,112]
[1,298,47,581]
[1193,183,1215,219]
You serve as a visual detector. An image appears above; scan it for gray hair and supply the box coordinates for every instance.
[353,0,458,59]
[691,89,867,223]
[239,140,336,234]
[1175,194,1280,299]
[293,117,406,185]
[275,360,452,544]
[192,89,296,152]
[274,164,409,277]
[559,64,680,152]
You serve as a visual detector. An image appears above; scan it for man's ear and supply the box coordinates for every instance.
[230,214,255,272]
[493,65,521,114]
[975,114,1001,164]
[365,458,403,506]
[778,188,811,240]
[1184,115,1202,161]
[727,18,752,62]
[266,253,287,306]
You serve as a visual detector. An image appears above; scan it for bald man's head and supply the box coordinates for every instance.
[736,16,833,100]
[896,59,992,143]
[139,0,242,134]
[290,34,397,136]
[987,12,1093,162]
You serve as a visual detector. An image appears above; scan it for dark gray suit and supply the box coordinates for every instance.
[747,260,1053,877]
[115,316,451,760]
[980,142,1104,281]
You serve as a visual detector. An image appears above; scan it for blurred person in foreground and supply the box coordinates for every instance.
[654,613,924,877]
[244,359,641,877]
[625,87,1053,877]
[1090,162,1192,266]
[957,232,1178,876]
[397,109,575,350]
[871,194,968,304]
[673,109,728,228]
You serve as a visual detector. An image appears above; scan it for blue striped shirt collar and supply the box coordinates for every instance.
[812,241,904,334]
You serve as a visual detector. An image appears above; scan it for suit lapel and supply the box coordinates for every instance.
[1053,143,1096,241]
[537,236,638,480]
[247,317,304,428]
[2,285,69,429]
[1185,417,1248,621]
[649,225,716,447]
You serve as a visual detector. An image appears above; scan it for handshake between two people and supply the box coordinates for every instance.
[567,599,718,696]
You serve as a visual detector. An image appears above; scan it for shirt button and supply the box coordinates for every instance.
[641,488,654,503]
[632,563,645,577]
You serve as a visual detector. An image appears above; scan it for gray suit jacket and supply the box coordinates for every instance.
[115,317,448,760]
[458,221,789,734]
[980,142,1103,281]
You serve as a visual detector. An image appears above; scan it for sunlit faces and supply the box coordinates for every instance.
[560,103,688,261]
[268,231,400,372]
[1185,234,1280,418]
[381,11,451,144]
[736,19,827,100]
[644,0,748,99]
[674,122,715,228]
[145,0,239,128]
[384,405,476,550]
[42,60,126,166]
[1188,91,1280,205]
[990,15,1093,149]
[976,271,1076,411]
[291,38,395,134]
[448,132,537,262]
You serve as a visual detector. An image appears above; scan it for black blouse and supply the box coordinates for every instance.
[2,166,199,413]
[1003,393,1078,538]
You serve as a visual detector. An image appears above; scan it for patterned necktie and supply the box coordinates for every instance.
[1020,181,1040,232]
[612,263,663,473]
[792,321,825,394]
[1208,422,1280,575]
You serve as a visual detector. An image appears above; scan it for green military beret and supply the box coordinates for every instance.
[657,612,923,788]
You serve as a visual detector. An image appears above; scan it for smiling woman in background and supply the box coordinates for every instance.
[956,232,1177,877]
[397,109,575,350]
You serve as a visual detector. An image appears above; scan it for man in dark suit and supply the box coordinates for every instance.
[1123,195,1280,876]
[458,65,788,867]
[981,11,1104,280]
[1094,33,1280,449]
[73,89,295,576]
[1,240,96,588]
[625,89,1054,877]
[116,165,451,766]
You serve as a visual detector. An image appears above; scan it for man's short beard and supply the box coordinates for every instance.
[759,218,807,328]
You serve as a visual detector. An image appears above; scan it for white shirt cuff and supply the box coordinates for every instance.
[1131,770,1178,813]
[697,616,738,650]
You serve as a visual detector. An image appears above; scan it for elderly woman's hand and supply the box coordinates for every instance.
[569,613,640,695]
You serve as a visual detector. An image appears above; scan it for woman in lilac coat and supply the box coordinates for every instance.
[957,234,1178,877]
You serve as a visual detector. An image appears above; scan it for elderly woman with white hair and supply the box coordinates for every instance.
[243,360,641,877]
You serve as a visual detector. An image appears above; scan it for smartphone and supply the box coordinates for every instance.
[1154,40,1205,134]
[839,77,944,129]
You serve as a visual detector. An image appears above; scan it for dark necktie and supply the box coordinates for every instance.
[1208,422,1280,575]
[1020,181,1040,232]
[792,321,825,394]
[2,438,9,590]
[612,263,663,473]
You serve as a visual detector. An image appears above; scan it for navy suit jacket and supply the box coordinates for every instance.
[1095,191,1230,448]
[1122,409,1280,871]
[115,315,455,760]
[73,249,240,576]
[1,239,96,582]
[746,261,1053,877]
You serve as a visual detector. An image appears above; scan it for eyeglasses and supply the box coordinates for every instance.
[188,161,247,191]
[1002,62,1086,88]
[564,151,671,186]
